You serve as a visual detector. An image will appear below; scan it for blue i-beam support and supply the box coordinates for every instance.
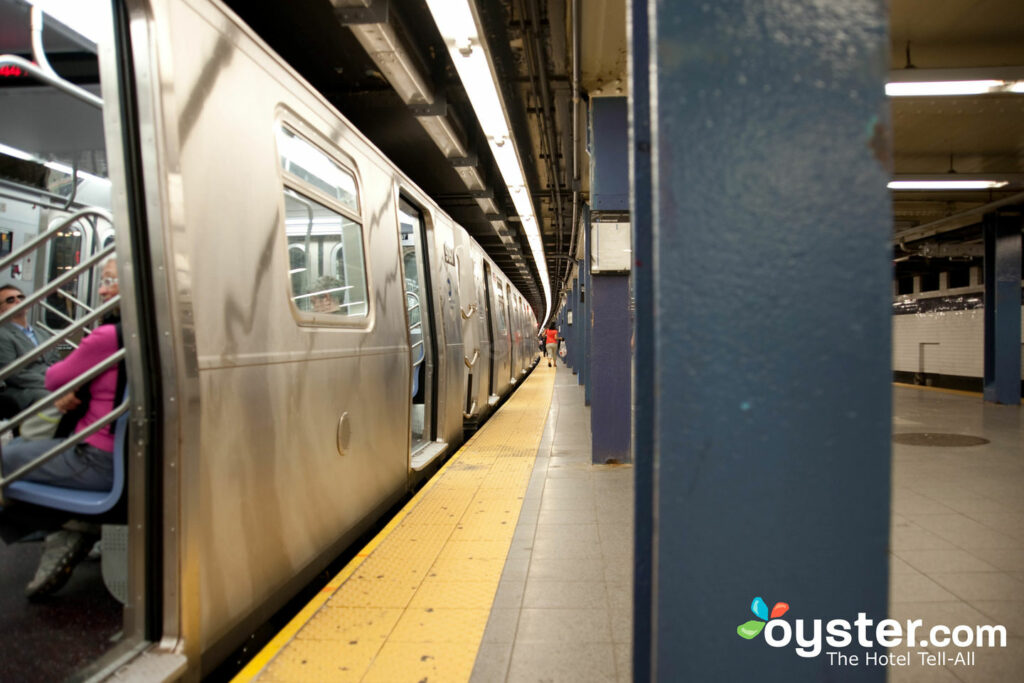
[983,213,1023,404]
[640,2,893,680]
[589,96,632,463]
[628,0,653,678]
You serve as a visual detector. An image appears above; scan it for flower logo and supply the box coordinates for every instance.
[737,596,789,639]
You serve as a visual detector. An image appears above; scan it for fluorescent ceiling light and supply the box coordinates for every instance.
[885,80,1008,96]
[888,180,1009,190]
[425,0,551,319]
[886,67,1024,97]
[0,143,34,161]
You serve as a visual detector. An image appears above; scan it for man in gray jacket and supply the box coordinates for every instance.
[0,283,57,418]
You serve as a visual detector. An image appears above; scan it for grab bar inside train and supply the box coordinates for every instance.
[0,8,104,111]
[0,213,124,500]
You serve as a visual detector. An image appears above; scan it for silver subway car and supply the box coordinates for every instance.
[0,0,538,678]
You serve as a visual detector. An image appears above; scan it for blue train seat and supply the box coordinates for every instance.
[4,407,129,516]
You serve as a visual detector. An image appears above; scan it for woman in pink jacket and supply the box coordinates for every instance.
[0,258,122,598]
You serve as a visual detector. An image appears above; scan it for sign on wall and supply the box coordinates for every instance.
[591,222,631,273]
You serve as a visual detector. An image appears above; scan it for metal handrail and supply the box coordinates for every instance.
[0,208,111,273]
[56,282,95,315]
[0,297,119,385]
[41,300,79,329]
[2,347,126,436]
[0,182,98,214]
[0,243,115,328]
[464,348,479,368]
[0,54,103,110]
[0,398,129,489]
[35,321,78,350]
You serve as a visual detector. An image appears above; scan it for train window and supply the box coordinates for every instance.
[495,282,507,334]
[276,126,359,213]
[919,272,939,292]
[283,189,368,318]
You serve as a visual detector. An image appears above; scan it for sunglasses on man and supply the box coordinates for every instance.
[2,294,26,305]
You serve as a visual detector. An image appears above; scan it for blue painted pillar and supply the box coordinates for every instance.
[590,96,631,464]
[628,0,653,678]
[583,204,593,405]
[983,213,1023,403]
[644,2,892,680]
[569,275,578,372]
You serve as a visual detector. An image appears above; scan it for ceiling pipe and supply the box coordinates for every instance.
[563,0,581,295]
[894,190,1024,244]
[524,0,568,297]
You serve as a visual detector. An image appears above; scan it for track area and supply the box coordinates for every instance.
[235,363,556,682]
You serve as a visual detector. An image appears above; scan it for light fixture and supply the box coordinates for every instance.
[425,0,552,319]
[886,80,1009,97]
[888,180,1009,190]
[886,67,1024,97]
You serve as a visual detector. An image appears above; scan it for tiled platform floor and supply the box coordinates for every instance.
[889,386,1024,683]
[472,364,633,683]
[473,374,1023,682]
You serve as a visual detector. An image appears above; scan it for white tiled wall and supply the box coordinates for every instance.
[892,306,1024,379]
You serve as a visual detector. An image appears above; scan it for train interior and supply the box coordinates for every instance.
[0,1,130,678]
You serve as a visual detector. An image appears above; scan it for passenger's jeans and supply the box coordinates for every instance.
[1,439,113,491]
[546,342,558,360]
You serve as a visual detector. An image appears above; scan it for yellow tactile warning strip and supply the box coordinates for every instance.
[234,363,555,683]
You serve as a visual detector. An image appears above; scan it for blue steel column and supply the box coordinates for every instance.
[646,3,892,681]
[983,213,1023,404]
[590,97,631,464]
[584,204,593,405]
[628,0,652,678]
[569,275,578,372]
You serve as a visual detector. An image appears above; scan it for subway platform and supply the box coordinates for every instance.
[234,368,1023,682]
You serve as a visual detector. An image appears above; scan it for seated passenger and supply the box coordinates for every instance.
[0,284,58,418]
[311,275,343,314]
[0,258,123,598]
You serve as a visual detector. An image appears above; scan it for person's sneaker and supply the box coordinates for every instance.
[25,530,95,599]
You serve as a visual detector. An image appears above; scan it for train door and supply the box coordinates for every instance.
[482,262,497,402]
[398,197,438,462]
[0,1,158,678]
[506,283,517,382]
[41,211,114,333]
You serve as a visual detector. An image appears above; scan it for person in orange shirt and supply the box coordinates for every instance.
[544,327,559,367]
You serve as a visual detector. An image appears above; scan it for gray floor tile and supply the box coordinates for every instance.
[482,608,521,643]
[534,523,600,543]
[471,640,513,683]
[493,578,526,609]
[531,534,604,560]
[897,548,1001,573]
[529,557,607,582]
[888,570,960,603]
[515,608,613,643]
[538,508,600,525]
[929,571,1024,601]
[522,580,609,610]
[507,641,617,683]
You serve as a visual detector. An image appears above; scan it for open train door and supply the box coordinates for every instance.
[397,197,443,469]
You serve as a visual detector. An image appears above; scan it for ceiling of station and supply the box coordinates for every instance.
[220,0,1021,304]
[888,0,1024,273]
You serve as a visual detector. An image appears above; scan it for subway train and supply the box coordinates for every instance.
[0,0,539,677]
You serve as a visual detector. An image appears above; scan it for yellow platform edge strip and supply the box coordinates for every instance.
[233,363,555,681]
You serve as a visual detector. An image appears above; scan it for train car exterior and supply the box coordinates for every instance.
[0,0,538,678]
